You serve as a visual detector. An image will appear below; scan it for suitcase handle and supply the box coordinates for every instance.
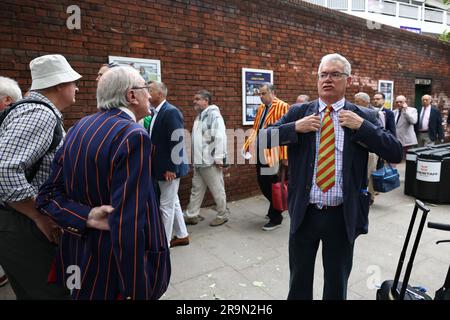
[392,199,430,300]
[415,200,430,214]
[428,222,450,232]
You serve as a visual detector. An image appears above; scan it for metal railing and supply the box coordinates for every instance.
[424,6,444,23]
[399,2,420,19]
[303,0,448,26]
[352,0,366,11]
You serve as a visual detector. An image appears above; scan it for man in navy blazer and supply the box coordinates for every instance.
[262,54,402,300]
[373,92,396,169]
[147,81,190,248]
[415,94,444,147]
[373,92,396,136]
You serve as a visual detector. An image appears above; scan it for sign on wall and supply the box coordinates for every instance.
[109,56,161,83]
[242,68,273,126]
[378,80,394,110]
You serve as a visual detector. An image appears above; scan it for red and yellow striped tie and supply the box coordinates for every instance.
[316,106,335,193]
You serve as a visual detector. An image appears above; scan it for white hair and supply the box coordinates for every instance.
[355,92,370,103]
[0,76,22,102]
[151,81,168,98]
[97,66,143,110]
[318,53,351,76]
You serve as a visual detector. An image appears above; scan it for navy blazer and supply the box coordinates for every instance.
[150,101,189,181]
[37,109,170,300]
[415,106,444,142]
[262,100,403,243]
[381,108,396,137]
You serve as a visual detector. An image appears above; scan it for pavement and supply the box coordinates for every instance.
[1,162,449,300]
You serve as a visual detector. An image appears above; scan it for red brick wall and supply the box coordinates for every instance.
[1,0,449,207]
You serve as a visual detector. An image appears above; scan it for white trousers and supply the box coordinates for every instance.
[158,178,188,245]
[185,166,228,219]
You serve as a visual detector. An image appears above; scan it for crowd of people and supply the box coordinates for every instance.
[0,52,448,300]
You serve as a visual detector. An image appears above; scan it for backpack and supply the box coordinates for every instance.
[0,99,63,182]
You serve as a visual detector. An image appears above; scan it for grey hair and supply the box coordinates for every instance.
[355,92,370,103]
[196,90,212,104]
[0,76,22,102]
[150,81,168,97]
[318,53,351,76]
[96,66,143,110]
[259,82,275,92]
[297,94,310,102]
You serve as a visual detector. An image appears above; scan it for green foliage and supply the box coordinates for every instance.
[438,30,450,42]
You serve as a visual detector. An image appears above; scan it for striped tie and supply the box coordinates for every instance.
[316,106,335,193]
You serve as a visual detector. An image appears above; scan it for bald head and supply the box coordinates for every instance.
[422,95,432,107]
[395,95,407,110]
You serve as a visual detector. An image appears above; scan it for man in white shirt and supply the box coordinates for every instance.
[415,94,444,147]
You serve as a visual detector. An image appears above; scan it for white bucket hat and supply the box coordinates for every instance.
[30,54,82,90]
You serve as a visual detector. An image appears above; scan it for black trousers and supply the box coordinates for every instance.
[256,164,283,224]
[287,205,354,300]
[0,207,69,300]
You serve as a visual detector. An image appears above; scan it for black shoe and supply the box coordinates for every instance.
[262,221,281,231]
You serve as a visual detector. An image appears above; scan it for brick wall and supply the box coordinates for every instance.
[1,0,449,207]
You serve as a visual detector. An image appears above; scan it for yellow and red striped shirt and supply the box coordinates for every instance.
[243,97,289,167]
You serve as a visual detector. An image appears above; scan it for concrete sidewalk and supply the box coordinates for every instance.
[1,162,449,300]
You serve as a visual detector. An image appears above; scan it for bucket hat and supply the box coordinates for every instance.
[30,54,82,90]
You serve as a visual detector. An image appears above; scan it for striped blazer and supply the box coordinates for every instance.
[36,108,170,300]
[243,98,289,166]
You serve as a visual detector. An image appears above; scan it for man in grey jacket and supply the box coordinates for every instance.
[393,95,418,159]
[184,90,229,227]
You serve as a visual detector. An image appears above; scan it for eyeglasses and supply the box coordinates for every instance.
[131,85,151,93]
[318,72,349,80]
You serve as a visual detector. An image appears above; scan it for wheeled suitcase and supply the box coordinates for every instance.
[376,200,433,300]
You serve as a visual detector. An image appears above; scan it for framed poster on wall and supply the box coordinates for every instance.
[109,56,161,83]
[242,68,273,126]
[378,80,394,110]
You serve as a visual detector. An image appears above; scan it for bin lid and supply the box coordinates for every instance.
[418,149,450,160]
[407,146,432,155]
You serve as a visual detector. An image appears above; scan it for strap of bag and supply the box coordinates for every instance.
[2,99,63,182]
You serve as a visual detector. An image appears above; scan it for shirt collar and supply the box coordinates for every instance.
[28,91,63,119]
[154,100,166,113]
[118,107,136,122]
[318,97,345,113]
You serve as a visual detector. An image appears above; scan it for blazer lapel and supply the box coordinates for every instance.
[308,101,320,160]
[342,102,356,189]
[152,102,167,133]
[263,100,278,128]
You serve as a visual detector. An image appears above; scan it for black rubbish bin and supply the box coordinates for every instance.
[415,148,450,203]
[405,146,431,196]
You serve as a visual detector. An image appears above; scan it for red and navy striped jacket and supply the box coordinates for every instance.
[37,108,170,300]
